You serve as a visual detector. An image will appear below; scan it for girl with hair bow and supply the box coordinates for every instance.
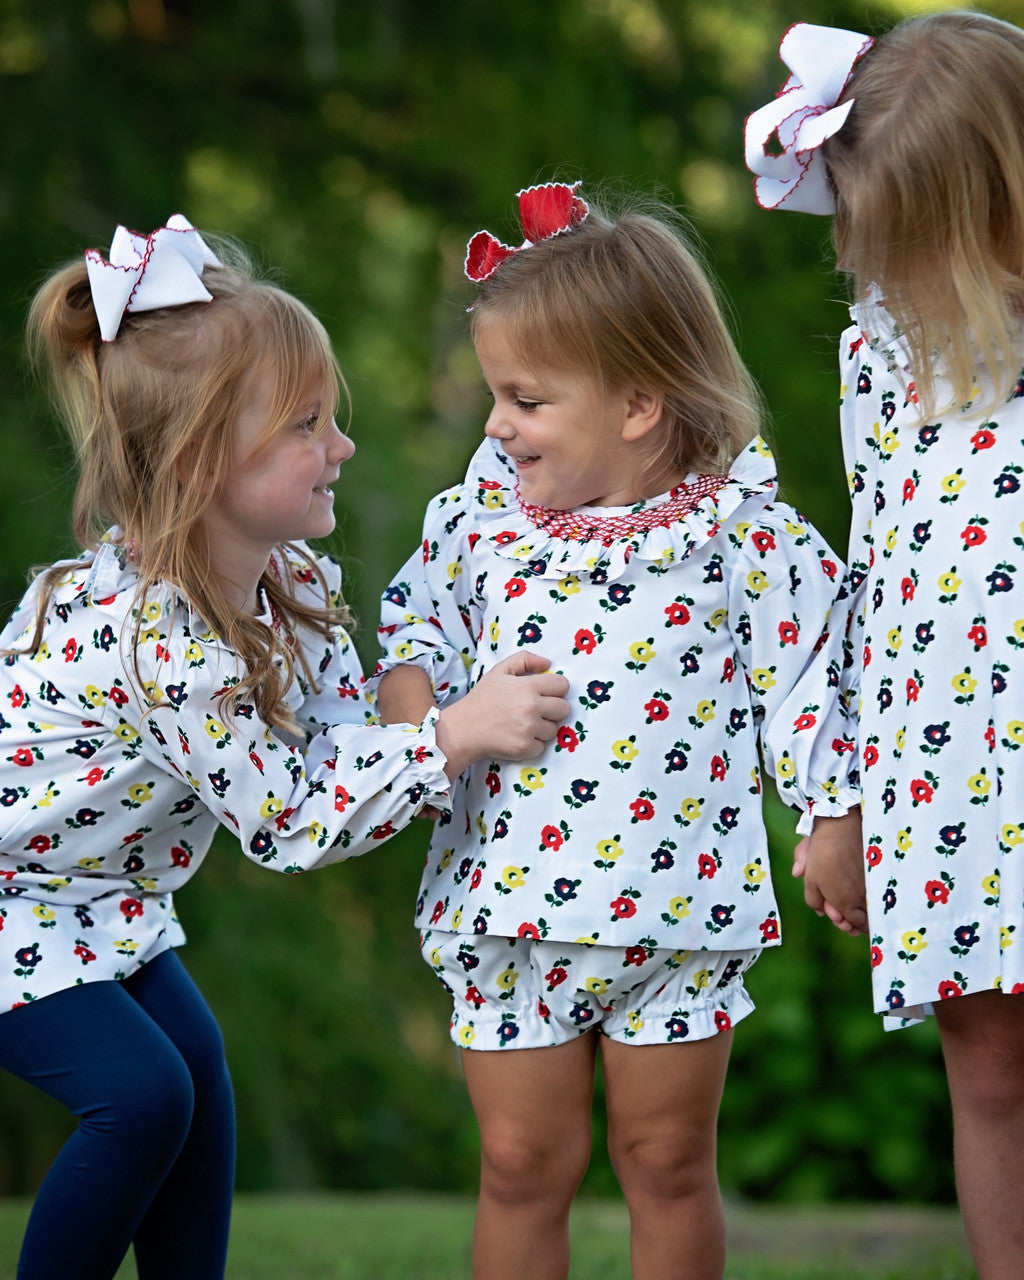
[375,181,858,1280]
[0,216,570,1280]
[748,15,1024,1279]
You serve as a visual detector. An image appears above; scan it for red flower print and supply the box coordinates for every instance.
[722,657,735,683]
[714,1011,732,1032]
[274,807,295,832]
[937,980,964,1000]
[470,868,483,890]
[870,945,883,968]
[335,785,351,813]
[495,530,518,545]
[778,620,799,645]
[480,480,502,490]
[624,946,647,967]
[505,578,526,599]
[27,834,52,854]
[750,530,775,554]
[412,745,430,764]
[1012,983,1024,995]
[902,478,916,502]
[910,778,934,804]
[985,724,996,751]
[74,945,96,963]
[961,524,987,549]
[759,917,780,942]
[10,685,26,708]
[556,726,579,752]
[820,559,837,580]
[925,880,949,904]
[900,577,915,601]
[863,744,879,769]
[537,1000,550,1018]
[465,985,486,1008]
[84,766,103,786]
[63,638,78,662]
[863,643,871,668]
[866,844,882,868]
[697,853,717,880]
[541,825,564,851]
[574,629,597,654]
[171,845,191,868]
[970,428,996,450]
[644,698,669,721]
[430,900,445,924]
[12,748,35,768]
[967,624,987,648]
[517,922,541,939]
[545,966,568,989]
[906,678,920,703]
[485,770,501,795]
[372,820,395,840]
[793,713,817,732]
[628,797,655,821]
[610,896,637,919]
[249,750,264,773]
[710,755,727,781]
[120,898,144,920]
[664,602,691,625]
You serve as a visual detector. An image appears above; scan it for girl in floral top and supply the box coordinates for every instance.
[747,15,1024,1279]
[0,216,569,1280]
[375,183,858,1280]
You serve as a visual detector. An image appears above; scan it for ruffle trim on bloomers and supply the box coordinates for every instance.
[468,434,778,582]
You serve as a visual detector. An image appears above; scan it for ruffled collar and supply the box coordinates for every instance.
[467,434,778,581]
[849,294,912,376]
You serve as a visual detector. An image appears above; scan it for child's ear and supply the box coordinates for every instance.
[621,389,664,443]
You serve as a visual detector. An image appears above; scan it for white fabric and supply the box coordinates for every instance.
[85,214,221,341]
[744,22,873,214]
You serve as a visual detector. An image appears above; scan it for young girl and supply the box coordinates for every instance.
[747,15,1024,1278]
[0,214,570,1280]
[374,183,859,1280]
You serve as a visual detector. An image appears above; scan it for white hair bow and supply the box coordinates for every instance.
[744,23,874,214]
[85,214,221,341]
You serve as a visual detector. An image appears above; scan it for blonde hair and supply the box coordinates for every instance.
[23,238,350,731]
[823,10,1024,418]
[469,193,761,486]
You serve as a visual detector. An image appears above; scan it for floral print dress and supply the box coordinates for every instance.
[376,435,857,957]
[841,302,1024,1025]
[0,540,450,1014]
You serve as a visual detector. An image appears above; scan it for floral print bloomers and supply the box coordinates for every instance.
[842,303,1024,1026]
[421,928,760,1049]
[0,540,450,1013]
[377,435,858,1038]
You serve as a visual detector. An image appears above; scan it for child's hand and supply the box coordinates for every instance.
[436,652,570,779]
[793,808,868,936]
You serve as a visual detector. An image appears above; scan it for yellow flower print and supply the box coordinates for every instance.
[32,905,55,923]
[575,934,599,945]
[1006,721,1024,746]
[116,940,140,955]
[596,838,624,861]
[139,628,161,645]
[458,1026,476,1046]
[31,643,51,662]
[751,668,777,692]
[968,772,991,796]
[901,931,927,954]
[679,798,702,821]
[708,608,727,631]
[501,866,526,889]
[483,490,505,510]
[35,783,59,809]
[884,528,898,552]
[558,575,581,596]
[667,896,690,920]
[114,722,141,746]
[446,561,462,583]
[584,977,609,995]
[746,570,768,595]
[690,968,711,990]
[205,716,227,740]
[880,430,899,454]
[439,847,455,870]
[941,472,965,496]
[744,862,766,886]
[629,640,656,666]
[735,521,752,541]
[612,739,640,763]
[141,601,163,622]
[1001,927,1014,950]
[952,670,976,695]
[489,622,501,645]
[982,872,1000,898]
[475,814,488,838]
[776,753,796,779]
[938,571,962,597]
[496,965,518,991]
[1002,824,1024,848]
[307,821,325,844]
[429,947,442,967]
[1013,620,1024,643]
[126,783,153,806]
[260,795,284,819]
[78,857,104,871]
[888,628,902,653]
[627,1011,644,1032]
[896,829,912,853]
[394,640,414,660]
[451,908,463,931]
[694,700,715,723]
[518,767,544,791]
[185,641,203,665]
[83,685,107,708]
[511,542,534,560]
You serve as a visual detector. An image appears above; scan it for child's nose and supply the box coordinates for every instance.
[329,421,355,461]
[484,408,513,440]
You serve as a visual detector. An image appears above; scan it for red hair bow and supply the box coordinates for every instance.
[464,182,589,282]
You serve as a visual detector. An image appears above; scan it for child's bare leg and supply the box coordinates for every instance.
[935,989,1024,1280]
[461,1034,597,1280]
[601,1031,733,1280]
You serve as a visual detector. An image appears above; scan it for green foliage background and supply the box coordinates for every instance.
[2,0,1020,1207]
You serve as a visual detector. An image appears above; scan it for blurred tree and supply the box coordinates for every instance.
[3,0,1023,1204]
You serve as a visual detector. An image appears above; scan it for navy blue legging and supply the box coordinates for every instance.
[0,949,235,1280]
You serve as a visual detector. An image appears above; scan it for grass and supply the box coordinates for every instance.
[0,1192,974,1280]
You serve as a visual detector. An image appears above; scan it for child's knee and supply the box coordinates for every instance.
[87,1045,196,1156]
[480,1124,590,1202]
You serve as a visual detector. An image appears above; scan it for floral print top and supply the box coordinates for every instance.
[376,435,857,953]
[841,302,1024,1025]
[0,540,450,1014]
